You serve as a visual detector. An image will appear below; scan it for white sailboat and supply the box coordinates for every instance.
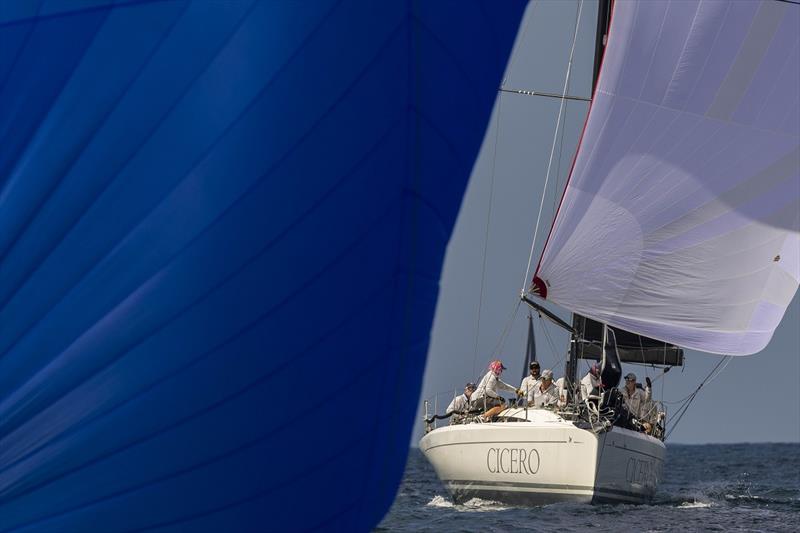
[421,409,664,505]
[421,320,670,504]
[420,0,799,506]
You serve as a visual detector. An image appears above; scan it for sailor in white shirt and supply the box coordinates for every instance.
[530,369,559,408]
[446,382,476,424]
[519,361,541,403]
[471,360,520,419]
[622,372,652,420]
[580,362,601,400]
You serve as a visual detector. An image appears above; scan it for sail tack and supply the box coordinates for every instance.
[535,0,800,355]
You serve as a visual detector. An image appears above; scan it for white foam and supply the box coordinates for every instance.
[426,495,454,508]
[425,495,510,512]
[678,501,712,508]
[461,497,509,511]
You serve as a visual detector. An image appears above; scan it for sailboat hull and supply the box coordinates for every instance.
[419,409,664,505]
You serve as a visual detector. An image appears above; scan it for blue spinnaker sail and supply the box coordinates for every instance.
[0,1,525,530]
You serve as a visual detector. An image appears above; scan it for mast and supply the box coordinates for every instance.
[521,310,537,382]
[592,0,612,89]
[565,0,612,400]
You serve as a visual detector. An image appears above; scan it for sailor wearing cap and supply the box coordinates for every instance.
[446,382,477,424]
[519,361,541,403]
[530,369,559,408]
[471,360,520,419]
[580,362,602,401]
[622,372,652,420]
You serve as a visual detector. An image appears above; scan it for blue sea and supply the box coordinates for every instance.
[377,443,799,532]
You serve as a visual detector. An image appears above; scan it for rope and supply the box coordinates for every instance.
[635,333,652,384]
[490,299,523,359]
[539,315,568,372]
[660,356,731,406]
[551,96,570,218]
[550,21,589,225]
[521,0,584,294]
[425,413,453,424]
[472,89,504,379]
[470,0,540,380]
[665,355,731,440]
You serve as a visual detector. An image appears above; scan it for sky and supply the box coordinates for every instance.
[415,0,800,445]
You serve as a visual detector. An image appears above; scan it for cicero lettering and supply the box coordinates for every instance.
[625,457,657,487]
[486,447,540,475]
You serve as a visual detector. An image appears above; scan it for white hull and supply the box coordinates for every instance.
[419,408,664,505]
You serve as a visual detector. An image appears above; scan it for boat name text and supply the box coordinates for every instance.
[486,447,540,475]
[625,457,658,487]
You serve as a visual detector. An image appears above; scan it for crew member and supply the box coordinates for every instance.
[446,382,476,424]
[622,372,653,432]
[580,362,601,400]
[519,361,541,404]
[471,360,521,421]
[531,369,559,407]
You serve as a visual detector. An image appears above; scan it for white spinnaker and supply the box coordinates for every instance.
[534,0,800,355]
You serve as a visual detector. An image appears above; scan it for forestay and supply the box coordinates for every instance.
[534,0,800,355]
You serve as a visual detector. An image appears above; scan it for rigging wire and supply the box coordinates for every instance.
[665,355,732,440]
[489,299,523,360]
[661,356,731,406]
[471,90,504,379]
[521,0,584,294]
[636,333,651,384]
[661,355,666,404]
[550,22,591,225]
[551,97,570,218]
[471,0,539,378]
[539,315,569,372]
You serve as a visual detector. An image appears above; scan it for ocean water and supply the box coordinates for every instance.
[377,443,799,532]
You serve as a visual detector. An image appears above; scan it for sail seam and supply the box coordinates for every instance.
[0,204,403,505]
[0,0,267,343]
[0,1,193,308]
[596,89,800,139]
[0,0,164,31]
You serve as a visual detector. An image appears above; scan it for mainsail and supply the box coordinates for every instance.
[533,0,800,355]
[572,315,683,366]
